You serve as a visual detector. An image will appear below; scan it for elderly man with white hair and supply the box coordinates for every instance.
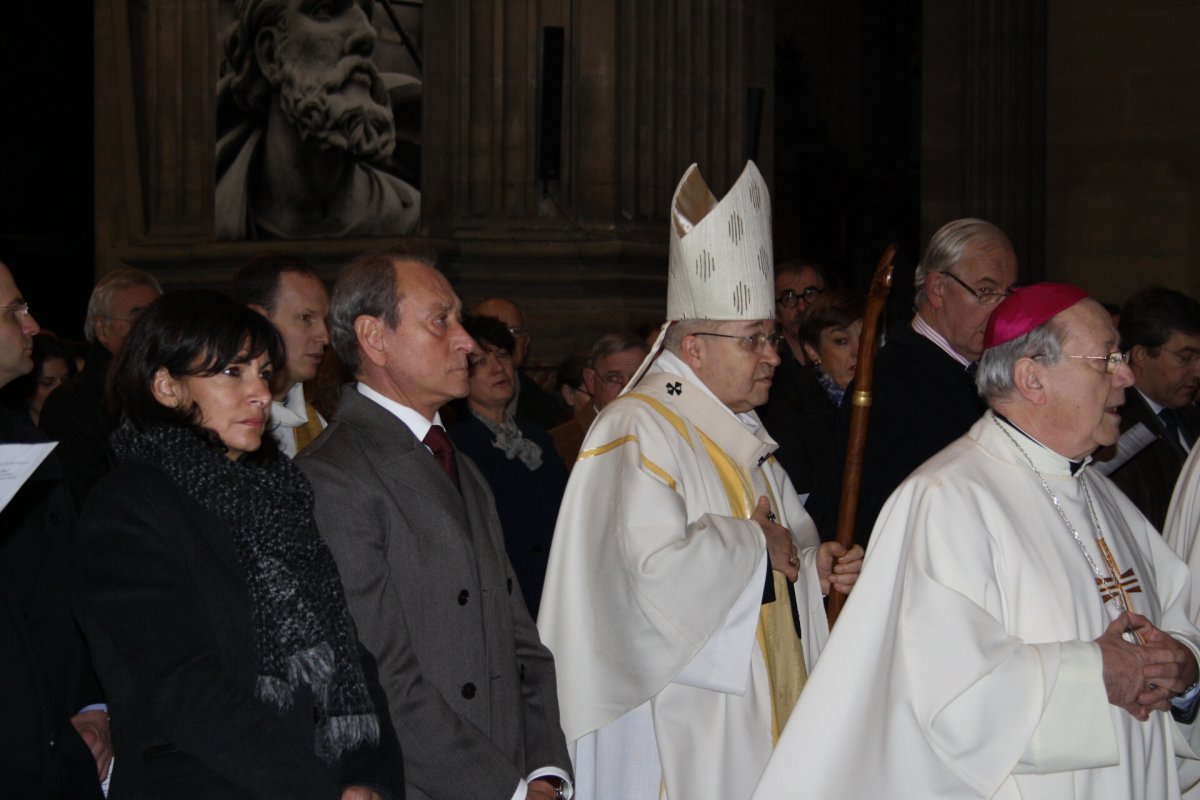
[754,282,1200,800]
[842,217,1018,545]
[40,267,162,507]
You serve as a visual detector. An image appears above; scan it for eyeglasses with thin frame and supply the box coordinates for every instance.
[599,372,632,388]
[1034,351,1128,374]
[1,302,31,321]
[1158,346,1200,367]
[776,287,823,309]
[506,325,527,339]
[938,271,1014,306]
[694,331,787,354]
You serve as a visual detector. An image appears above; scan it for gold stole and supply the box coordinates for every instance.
[293,402,325,454]
[696,430,808,741]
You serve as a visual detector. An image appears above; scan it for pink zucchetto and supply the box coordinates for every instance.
[983,282,1090,350]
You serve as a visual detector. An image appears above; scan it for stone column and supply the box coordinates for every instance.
[921,0,1046,281]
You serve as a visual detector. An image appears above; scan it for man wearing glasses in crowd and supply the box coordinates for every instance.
[840,217,1018,546]
[582,332,651,414]
[1097,286,1200,529]
[0,261,110,796]
[759,259,829,416]
[550,332,649,468]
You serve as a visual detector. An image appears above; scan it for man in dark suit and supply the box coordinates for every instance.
[841,218,1018,545]
[298,245,572,800]
[1098,286,1200,529]
[0,260,107,798]
[757,258,829,419]
[40,268,161,508]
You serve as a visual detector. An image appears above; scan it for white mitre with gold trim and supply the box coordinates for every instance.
[667,160,774,321]
[625,161,775,392]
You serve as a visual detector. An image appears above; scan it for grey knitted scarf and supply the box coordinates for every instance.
[111,422,379,761]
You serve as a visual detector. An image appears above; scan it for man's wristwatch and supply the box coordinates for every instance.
[535,776,567,800]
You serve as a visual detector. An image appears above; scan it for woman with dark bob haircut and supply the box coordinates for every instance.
[73,290,402,800]
[448,314,568,618]
[762,290,866,542]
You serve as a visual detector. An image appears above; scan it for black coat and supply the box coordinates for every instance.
[449,415,568,618]
[1099,389,1200,531]
[756,344,806,422]
[0,407,104,799]
[73,458,403,800]
[762,367,841,541]
[39,346,117,509]
[839,323,985,546]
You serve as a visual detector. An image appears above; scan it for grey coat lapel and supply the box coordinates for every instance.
[334,389,471,534]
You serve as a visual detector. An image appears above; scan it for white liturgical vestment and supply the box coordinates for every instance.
[753,412,1200,800]
[268,383,326,459]
[1166,445,1200,617]
[538,352,830,800]
[1166,446,1200,798]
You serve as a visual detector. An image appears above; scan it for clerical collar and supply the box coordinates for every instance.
[634,350,776,468]
[993,411,1089,476]
[651,350,763,434]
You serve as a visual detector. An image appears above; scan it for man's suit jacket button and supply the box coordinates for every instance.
[507,578,513,595]
[458,589,470,606]
[461,682,476,699]
[48,511,62,526]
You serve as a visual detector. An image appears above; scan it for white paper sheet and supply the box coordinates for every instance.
[0,442,57,512]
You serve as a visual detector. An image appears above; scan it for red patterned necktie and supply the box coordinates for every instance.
[423,425,460,490]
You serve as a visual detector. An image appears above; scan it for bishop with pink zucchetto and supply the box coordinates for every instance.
[754,282,1200,799]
